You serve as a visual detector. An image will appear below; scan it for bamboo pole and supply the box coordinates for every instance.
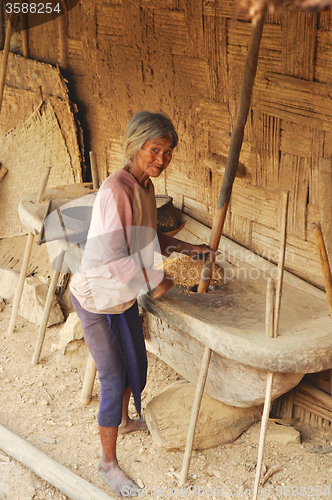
[178,345,212,486]
[0,165,8,183]
[313,223,332,315]
[252,372,274,500]
[265,278,275,338]
[89,151,100,190]
[20,0,28,57]
[81,353,98,405]
[32,249,65,365]
[253,191,289,500]
[274,190,289,336]
[0,11,14,115]
[0,424,113,500]
[197,12,266,293]
[7,166,51,335]
[78,151,100,405]
[58,0,68,69]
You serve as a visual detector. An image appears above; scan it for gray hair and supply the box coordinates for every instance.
[123,111,178,165]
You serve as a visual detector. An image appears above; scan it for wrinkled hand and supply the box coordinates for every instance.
[186,243,219,261]
[148,276,173,299]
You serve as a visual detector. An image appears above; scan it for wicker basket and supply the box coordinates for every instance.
[156,195,180,233]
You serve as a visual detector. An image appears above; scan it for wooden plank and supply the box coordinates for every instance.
[0,425,113,500]
[281,11,317,81]
[278,153,310,240]
[253,72,332,131]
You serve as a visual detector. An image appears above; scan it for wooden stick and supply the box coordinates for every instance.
[89,151,99,190]
[0,11,14,115]
[20,0,29,57]
[273,190,289,337]
[253,190,289,500]
[0,165,8,183]
[198,12,265,293]
[7,166,51,335]
[81,353,98,405]
[313,223,332,315]
[178,345,212,486]
[265,278,275,338]
[0,424,113,500]
[32,249,65,365]
[58,0,68,69]
[253,372,274,500]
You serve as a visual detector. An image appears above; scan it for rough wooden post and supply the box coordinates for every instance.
[0,424,113,500]
[0,11,14,114]
[198,12,266,293]
[7,167,51,335]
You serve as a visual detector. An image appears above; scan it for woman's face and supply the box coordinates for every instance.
[134,136,174,178]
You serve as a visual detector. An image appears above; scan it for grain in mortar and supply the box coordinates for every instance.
[156,254,223,292]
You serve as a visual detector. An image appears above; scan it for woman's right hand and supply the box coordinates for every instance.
[149,276,173,299]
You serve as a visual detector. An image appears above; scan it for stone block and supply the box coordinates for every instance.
[248,421,301,445]
[18,277,64,326]
[51,312,88,369]
[0,267,19,301]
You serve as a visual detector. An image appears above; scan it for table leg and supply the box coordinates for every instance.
[178,345,212,487]
[81,353,97,406]
[32,250,65,365]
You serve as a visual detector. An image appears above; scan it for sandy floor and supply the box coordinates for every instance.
[1,301,332,500]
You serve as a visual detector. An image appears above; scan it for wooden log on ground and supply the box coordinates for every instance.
[145,379,262,452]
[0,424,113,500]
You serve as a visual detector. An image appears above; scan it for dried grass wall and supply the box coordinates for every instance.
[4,0,332,288]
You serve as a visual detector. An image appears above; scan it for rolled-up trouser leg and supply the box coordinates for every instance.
[71,293,126,427]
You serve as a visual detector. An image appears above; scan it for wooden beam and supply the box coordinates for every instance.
[198,12,266,292]
[0,424,113,500]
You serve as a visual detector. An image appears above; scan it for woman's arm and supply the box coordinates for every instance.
[157,230,218,260]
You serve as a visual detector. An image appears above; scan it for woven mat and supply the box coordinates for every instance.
[0,51,85,238]
[0,101,76,237]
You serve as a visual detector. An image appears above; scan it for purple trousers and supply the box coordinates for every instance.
[71,293,147,427]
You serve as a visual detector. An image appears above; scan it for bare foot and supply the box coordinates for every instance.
[118,418,148,434]
[98,461,139,497]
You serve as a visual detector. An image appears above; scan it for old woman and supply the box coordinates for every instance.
[70,111,214,497]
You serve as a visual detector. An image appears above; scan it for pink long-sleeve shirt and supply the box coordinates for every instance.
[70,169,162,314]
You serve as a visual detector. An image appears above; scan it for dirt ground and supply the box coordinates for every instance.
[1,302,332,500]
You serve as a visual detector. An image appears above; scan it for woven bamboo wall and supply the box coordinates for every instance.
[5,1,332,288]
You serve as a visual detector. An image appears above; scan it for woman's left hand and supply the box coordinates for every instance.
[180,242,219,261]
